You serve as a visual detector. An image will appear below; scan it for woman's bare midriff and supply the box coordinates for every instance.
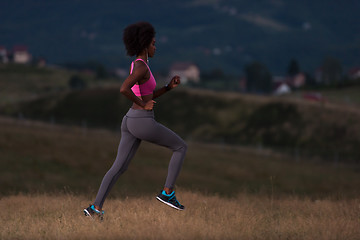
[131,94,154,110]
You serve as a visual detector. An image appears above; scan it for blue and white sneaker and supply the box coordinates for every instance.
[156,190,185,210]
[83,205,104,220]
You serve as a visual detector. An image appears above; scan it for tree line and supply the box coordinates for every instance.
[190,56,352,94]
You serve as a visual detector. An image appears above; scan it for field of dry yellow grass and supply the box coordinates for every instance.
[1,116,360,239]
[1,192,359,240]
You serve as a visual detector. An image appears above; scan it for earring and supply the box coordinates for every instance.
[146,49,149,63]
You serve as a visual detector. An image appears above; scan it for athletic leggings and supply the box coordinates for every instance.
[94,108,187,208]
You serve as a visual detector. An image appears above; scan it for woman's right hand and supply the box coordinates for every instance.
[143,100,156,110]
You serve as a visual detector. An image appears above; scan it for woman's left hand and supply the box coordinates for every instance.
[169,75,181,89]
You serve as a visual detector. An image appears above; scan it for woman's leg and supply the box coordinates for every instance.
[127,118,187,189]
[94,116,141,209]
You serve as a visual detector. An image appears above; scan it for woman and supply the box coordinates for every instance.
[84,22,187,219]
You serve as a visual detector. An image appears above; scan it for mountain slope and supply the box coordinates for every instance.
[3,86,360,162]
[0,0,359,74]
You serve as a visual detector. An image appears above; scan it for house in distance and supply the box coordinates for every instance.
[169,62,200,84]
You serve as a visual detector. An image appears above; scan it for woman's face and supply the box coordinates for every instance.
[147,38,156,58]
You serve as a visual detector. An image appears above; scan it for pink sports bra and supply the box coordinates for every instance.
[130,59,156,96]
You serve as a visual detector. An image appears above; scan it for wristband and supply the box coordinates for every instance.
[165,84,171,91]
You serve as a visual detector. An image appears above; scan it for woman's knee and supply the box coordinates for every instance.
[175,139,187,153]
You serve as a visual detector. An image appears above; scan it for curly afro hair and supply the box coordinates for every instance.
[123,22,156,57]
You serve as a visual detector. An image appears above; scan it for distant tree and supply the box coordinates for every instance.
[287,59,300,77]
[95,64,108,79]
[82,60,109,79]
[244,61,272,93]
[201,68,225,80]
[322,56,342,85]
[210,68,225,79]
[304,72,317,87]
[69,75,86,90]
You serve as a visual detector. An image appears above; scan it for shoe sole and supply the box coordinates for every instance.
[84,208,104,221]
[156,197,184,211]
[83,209,94,219]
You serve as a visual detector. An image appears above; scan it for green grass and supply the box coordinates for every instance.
[0,64,70,105]
[4,85,360,163]
[287,85,360,107]
[0,64,120,106]
[1,116,360,200]
[321,86,360,106]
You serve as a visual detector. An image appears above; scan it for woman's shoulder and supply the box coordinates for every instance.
[133,59,148,69]
[132,60,149,77]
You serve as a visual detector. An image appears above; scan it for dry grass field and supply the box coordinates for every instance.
[1,192,359,240]
[1,116,360,239]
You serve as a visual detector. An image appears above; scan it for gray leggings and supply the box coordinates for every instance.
[94,108,187,208]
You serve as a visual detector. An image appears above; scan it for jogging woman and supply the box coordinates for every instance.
[84,22,187,219]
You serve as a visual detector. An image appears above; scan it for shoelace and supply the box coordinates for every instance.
[163,191,182,207]
[170,196,181,206]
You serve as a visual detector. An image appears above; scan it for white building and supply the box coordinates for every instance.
[13,45,32,64]
[274,83,291,95]
[169,62,200,84]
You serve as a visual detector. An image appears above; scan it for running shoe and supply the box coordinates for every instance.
[156,190,185,210]
[83,205,104,220]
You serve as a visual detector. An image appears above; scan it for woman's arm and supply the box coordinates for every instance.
[153,75,181,99]
[120,62,152,109]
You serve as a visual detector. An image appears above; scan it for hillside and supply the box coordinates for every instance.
[1,116,360,198]
[1,108,359,239]
[3,85,360,163]
[0,63,119,106]
[1,0,359,74]
[1,64,359,166]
